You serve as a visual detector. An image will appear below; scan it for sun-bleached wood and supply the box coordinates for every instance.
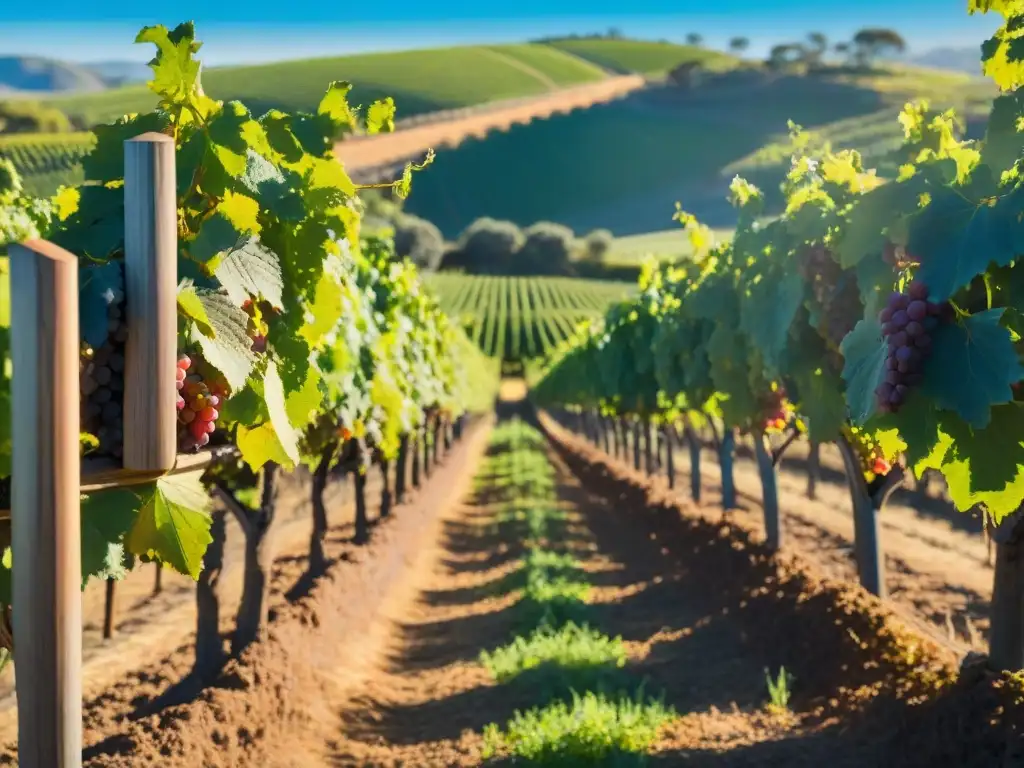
[123,133,177,472]
[9,240,83,768]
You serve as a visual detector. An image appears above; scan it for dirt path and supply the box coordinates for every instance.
[335,75,644,172]
[325,395,958,766]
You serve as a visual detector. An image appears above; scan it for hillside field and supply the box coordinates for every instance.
[404,65,996,236]
[425,274,631,358]
[47,43,613,125]
[544,38,739,75]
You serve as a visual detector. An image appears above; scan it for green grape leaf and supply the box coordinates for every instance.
[126,474,212,579]
[706,325,757,425]
[875,390,944,472]
[790,362,846,442]
[317,81,358,134]
[262,360,300,467]
[836,181,919,268]
[81,488,140,585]
[936,405,1024,521]
[739,268,803,374]
[79,260,123,349]
[285,365,323,430]
[908,169,1024,301]
[219,379,263,425]
[84,113,169,183]
[237,422,295,471]
[840,317,887,425]
[365,98,396,135]
[190,290,257,392]
[212,236,284,309]
[920,309,1024,428]
[189,211,242,263]
[135,22,218,120]
[177,282,214,337]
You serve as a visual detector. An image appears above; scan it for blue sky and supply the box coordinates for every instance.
[0,1,998,65]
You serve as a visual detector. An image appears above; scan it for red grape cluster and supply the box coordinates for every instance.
[81,286,128,458]
[176,354,221,452]
[758,386,790,432]
[875,280,949,413]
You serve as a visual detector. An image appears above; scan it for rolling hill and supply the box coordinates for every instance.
[542,38,739,76]
[402,64,996,238]
[47,43,611,125]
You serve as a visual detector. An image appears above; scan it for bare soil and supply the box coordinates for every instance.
[0,415,493,766]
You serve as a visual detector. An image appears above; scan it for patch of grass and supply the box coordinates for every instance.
[482,688,675,765]
[544,39,739,76]
[481,622,626,683]
[487,45,607,86]
[605,227,735,265]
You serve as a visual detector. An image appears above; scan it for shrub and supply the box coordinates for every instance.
[447,217,524,274]
[580,228,614,263]
[518,221,576,275]
[393,212,445,271]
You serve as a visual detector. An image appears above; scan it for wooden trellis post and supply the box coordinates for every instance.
[9,240,83,768]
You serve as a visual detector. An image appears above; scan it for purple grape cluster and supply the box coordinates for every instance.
[875,280,949,413]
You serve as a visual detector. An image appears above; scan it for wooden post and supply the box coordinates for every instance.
[9,240,83,768]
[123,133,177,472]
[989,509,1024,670]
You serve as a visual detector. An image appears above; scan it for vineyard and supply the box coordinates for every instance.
[426,273,631,358]
[0,132,94,195]
[2,2,1024,765]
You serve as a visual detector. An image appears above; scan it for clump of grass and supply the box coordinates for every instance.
[765,666,794,714]
[480,622,627,683]
[518,567,592,629]
[482,689,674,765]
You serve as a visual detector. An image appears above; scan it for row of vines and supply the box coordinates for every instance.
[0,18,499,748]
[533,0,1024,671]
[427,273,631,358]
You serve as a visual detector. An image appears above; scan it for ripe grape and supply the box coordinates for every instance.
[874,279,949,414]
[799,245,863,348]
[757,385,791,433]
[80,284,127,459]
[176,354,222,453]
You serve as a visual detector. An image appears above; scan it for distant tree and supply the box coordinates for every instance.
[607,27,624,39]
[581,229,614,263]
[393,213,445,272]
[518,222,577,275]
[668,60,705,87]
[728,37,750,54]
[442,217,523,273]
[806,32,828,65]
[685,33,704,47]
[852,28,907,67]
[0,100,72,134]
[767,43,807,70]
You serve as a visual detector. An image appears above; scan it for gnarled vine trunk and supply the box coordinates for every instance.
[193,507,227,681]
[379,458,393,518]
[309,444,334,575]
[664,426,675,489]
[232,462,280,655]
[990,509,1024,671]
[685,426,701,502]
[642,417,654,475]
[710,423,737,510]
[754,430,782,551]
[103,579,116,640]
[395,435,409,504]
[411,431,422,489]
[807,440,821,500]
[632,420,642,471]
[836,435,899,599]
[353,443,370,545]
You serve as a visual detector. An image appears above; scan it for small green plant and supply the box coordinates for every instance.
[480,622,627,683]
[765,666,794,713]
[482,689,674,765]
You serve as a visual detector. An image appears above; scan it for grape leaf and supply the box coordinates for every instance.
[84,112,170,183]
[936,404,1024,521]
[237,422,295,471]
[79,260,123,349]
[126,474,212,579]
[213,236,284,309]
[366,98,396,135]
[135,22,217,121]
[190,212,242,263]
[317,81,357,134]
[840,316,887,425]
[81,488,140,585]
[190,290,257,391]
[739,268,803,374]
[285,365,323,430]
[177,282,214,336]
[262,360,300,467]
[908,169,1024,301]
[921,309,1024,428]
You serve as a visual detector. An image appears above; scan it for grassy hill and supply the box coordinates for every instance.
[403,65,997,238]
[48,43,610,126]
[542,39,739,76]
